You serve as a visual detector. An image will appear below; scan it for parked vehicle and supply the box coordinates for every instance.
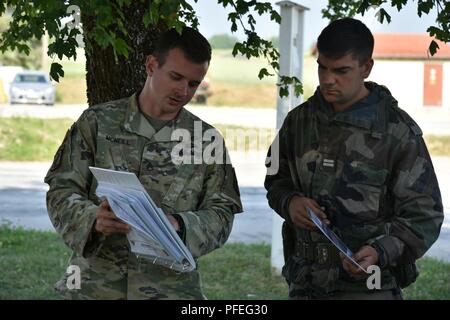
[9,70,55,106]
[193,77,212,104]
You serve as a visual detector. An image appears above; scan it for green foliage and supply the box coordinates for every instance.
[322,0,450,55]
[269,36,279,49]
[49,62,64,82]
[0,0,300,98]
[0,225,449,299]
[218,0,300,96]
[1,0,449,96]
[0,1,81,80]
[0,13,42,69]
[209,33,239,49]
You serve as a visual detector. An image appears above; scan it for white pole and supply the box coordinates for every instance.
[271,1,308,274]
[41,31,49,72]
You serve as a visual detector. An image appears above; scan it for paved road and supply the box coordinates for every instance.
[0,153,449,262]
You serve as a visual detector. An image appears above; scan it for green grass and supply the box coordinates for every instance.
[0,225,448,300]
[403,257,450,300]
[0,225,286,300]
[0,118,73,161]
[0,119,275,161]
[209,49,277,85]
[1,118,450,161]
[199,243,287,300]
[424,135,450,156]
[213,124,275,152]
[0,225,71,299]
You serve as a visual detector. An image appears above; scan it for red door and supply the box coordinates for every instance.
[423,63,443,107]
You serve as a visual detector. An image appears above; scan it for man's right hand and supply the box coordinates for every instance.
[288,196,330,231]
[94,200,130,236]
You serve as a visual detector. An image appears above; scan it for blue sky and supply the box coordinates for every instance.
[189,0,438,49]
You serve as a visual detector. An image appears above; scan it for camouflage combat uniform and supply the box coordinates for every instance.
[45,93,242,300]
[265,82,443,299]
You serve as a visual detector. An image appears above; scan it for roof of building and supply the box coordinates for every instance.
[310,33,450,60]
[373,33,450,59]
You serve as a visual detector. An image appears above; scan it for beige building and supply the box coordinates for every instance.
[368,33,450,110]
[311,33,450,111]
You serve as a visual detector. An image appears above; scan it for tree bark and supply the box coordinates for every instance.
[81,1,160,106]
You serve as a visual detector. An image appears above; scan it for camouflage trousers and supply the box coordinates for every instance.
[56,252,206,300]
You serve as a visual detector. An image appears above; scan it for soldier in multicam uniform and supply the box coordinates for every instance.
[265,18,443,299]
[45,27,242,300]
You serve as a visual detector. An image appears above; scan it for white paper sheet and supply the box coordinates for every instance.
[307,207,367,273]
[89,166,196,273]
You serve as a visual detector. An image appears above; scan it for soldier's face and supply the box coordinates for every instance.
[317,52,373,111]
[145,47,208,116]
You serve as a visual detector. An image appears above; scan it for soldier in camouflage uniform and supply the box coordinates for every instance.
[265,18,443,299]
[45,27,242,300]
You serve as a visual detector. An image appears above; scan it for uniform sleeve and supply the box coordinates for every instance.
[264,114,303,223]
[369,134,444,266]
[173,160,243,259]
[44,111,102,258]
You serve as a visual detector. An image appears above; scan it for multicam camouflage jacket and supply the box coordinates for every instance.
[265,82,443,298]
[45,93,242,300]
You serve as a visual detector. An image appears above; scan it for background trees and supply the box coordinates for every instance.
[1,0,448,106]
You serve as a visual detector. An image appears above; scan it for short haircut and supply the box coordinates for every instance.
[153,26,211,66]
[317,18,374,65]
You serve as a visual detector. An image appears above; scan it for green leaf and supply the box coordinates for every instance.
[428,40,439,56]
[142,11,153,27]
[232,42,243,57]
[279,86,289,98]
[392,0,407,11]
[258,68,270,80]
[270,10,281,24]
[294,83,303,97]
[417,0,433,17]
[50,62,64,82]
[376,8,391,24]
[427,26,444,39]
[17,44,30,55]
[113,37,131,58]
[93,27,112,48]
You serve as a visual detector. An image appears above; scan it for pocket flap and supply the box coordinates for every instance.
[161,165,197,211]
[343,161,388,186]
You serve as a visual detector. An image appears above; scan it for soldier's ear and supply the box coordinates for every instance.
[362,58,374,79]
[145,55,158,76]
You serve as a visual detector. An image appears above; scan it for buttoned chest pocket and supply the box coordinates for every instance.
[161,164,205,213]
[140,143,205,213]
[334,161,388,221]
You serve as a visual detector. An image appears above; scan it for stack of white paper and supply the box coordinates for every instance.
[89,166,196,273]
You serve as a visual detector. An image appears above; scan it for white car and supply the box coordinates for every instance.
[9,70,55,106]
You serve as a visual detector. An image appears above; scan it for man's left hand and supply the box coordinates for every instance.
[166,214,180,232]
[340,245,379,276]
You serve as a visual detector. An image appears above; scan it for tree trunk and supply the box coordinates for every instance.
[81,1,160,106]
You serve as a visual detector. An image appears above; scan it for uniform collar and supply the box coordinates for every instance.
[313,82,389,134]
[123,93,194,142]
